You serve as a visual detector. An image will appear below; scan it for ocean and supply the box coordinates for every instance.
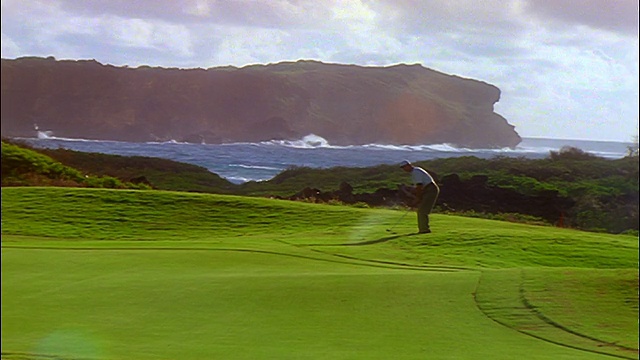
[18,133,635,184]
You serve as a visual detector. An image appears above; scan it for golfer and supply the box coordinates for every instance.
[400,160,440,234]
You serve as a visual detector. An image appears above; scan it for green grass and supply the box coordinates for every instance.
[476,269,638,359]
[2,187,638,360]
[1,141,147,190]
[5,139,638,234]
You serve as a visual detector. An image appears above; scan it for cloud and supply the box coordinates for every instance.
[1,32,22,56]
[210,26,291,65]
[99,16,194,57]
[524,0,639,36]
[51,0,333,29]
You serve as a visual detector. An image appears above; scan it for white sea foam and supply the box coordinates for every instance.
[37,130,54,139]
[36,131,101,142]
[264,134,334,149]
[263,134,492,152]
[229,164,283,171]
[226,175,269,184]
[361,142,514,153]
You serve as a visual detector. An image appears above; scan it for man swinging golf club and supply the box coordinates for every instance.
[400,160,440,234]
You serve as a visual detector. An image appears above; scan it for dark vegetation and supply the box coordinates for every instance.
[2,138,638,235]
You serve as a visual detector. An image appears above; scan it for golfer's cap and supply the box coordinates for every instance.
[399,160,411,167]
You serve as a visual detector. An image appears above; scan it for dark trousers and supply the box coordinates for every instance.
[417,183,439,232]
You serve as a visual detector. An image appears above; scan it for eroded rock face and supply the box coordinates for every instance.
[1,57,521,148]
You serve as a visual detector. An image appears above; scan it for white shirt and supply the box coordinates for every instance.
[411,167,434,186]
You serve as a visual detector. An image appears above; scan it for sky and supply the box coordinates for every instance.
[1,0,639,143]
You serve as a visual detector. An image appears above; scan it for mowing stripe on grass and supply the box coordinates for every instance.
[475,269,638,360]
[1,241,459,273]
[521,268,639,352]
[3,248,620,360]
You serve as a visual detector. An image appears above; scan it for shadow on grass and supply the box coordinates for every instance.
[302,232,420,247]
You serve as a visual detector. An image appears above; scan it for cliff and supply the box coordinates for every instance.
[1,57,521,148]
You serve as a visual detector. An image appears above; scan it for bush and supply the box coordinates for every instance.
[488,173,563,196]
[1,141,85,184]
[1,141,145,190]
[549,146,598,161]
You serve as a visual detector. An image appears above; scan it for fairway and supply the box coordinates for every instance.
[2,188,638,360]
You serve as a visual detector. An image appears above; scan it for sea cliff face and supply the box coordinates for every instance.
[1,57,521,148]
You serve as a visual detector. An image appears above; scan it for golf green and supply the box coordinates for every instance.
[0,247,626,360]
[2,188,637,359]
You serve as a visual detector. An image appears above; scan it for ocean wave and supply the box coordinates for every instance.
[262,134,335,149]
[31,131,134,144]
[225,175,270,184]
[361,143,472,152]
[37,130,53,139]
[261,134,495,152]
[26,132,562,155]
[33,131,195,145]
[145,139,196,145]
[229,164,283,171]
[18,133,632,162]
[35,131,102,142]
[360,142,521,153]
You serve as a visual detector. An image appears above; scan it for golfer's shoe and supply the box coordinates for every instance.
[418,229,431,234]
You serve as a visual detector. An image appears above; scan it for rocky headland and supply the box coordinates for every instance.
[1,57,521,148]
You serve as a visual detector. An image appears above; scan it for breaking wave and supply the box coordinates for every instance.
[264,134,332,149]
[229,164,283,171]
[32,131,524,154]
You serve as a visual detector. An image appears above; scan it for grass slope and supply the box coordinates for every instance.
[36,146,237,193]
[5,139,638,234]
[2,187,638,360]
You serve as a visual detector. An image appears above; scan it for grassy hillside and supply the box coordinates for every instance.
[2,187,638,359]
[1,141,149,190]
[2,140,235,193]
[2,139,638,234]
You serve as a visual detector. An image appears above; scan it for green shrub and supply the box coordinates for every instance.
[2,141,143,190]
[1,141,85,184]
[487,173,562,196]
[549,146,599,161]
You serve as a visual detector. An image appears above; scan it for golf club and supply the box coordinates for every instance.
[386,207,411,233]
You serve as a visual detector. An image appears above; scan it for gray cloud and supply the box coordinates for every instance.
[53,0,333,29]
[525,0,639,35]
